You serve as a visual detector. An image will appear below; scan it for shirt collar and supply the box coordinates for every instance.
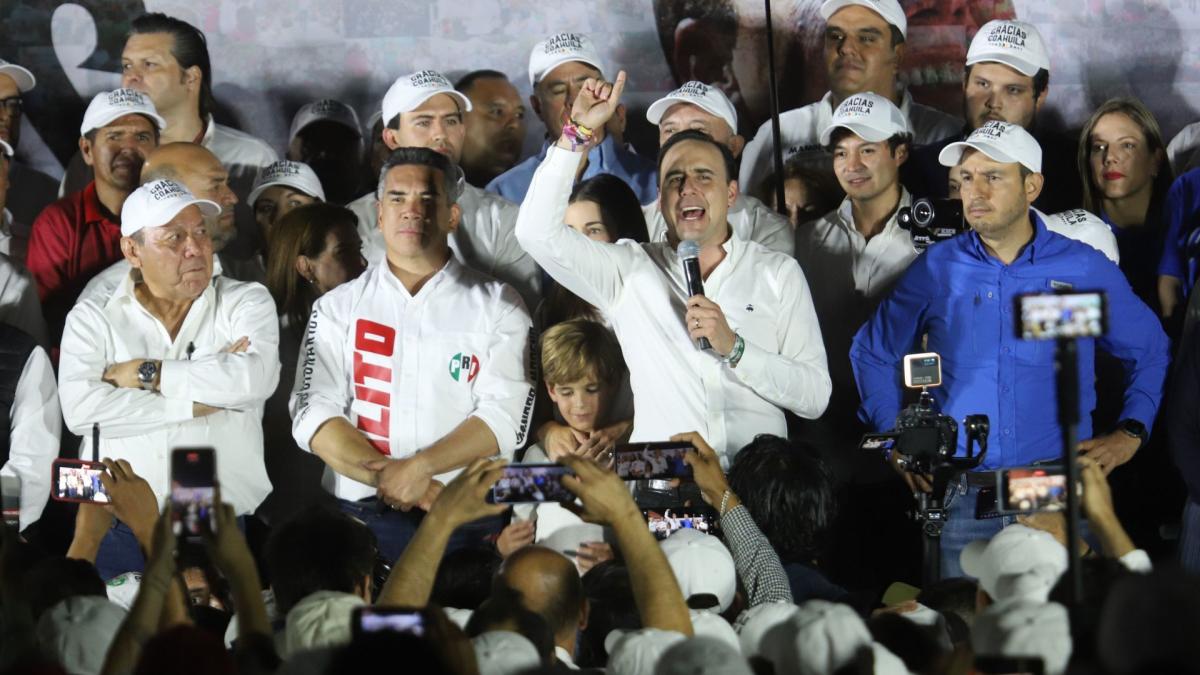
[378,253,459,298]
[966,208,1049,265]
[82,181,120,226]
[200,114,216,148]
[554,646,578,670]
[107,261,218,315]
[833,189,912,238]
[0,209,11,237]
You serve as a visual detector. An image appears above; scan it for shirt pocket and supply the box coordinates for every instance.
[427,331,497,417]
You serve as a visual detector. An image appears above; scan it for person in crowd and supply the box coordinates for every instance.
[346,69,540,308]
[250,159,326,244]
[852,121,1171,577]
[739,0,961,200]
[456,70,528,188]
[1078,98,1175,318]
[287,98,362,205]
[643,81,794,256]
[290,148,533,561]
[1155,161,1200,322]
[58,179,279,580]
[515,72,830,462]
[764,160,844,230]
[0,323,58,533]
[0,138,26,262]
[487,33,658,205]
[26,89,162,348]
[0,232,46,347]
[903,19,1083,214]
[1168,300,1200,572]
[0,59,58,236]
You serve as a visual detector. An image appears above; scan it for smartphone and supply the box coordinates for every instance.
[1016,290,1107,341]
[170,447,216,537]
[614,441,694,480]
[488,464,575,503]
[903,352,942,388]
[643,509,717,541]
[51,458,110,504]
[351,606,426,639]
[996,466,1069,514]
[859,433,897,453]
[973,655,1044,675]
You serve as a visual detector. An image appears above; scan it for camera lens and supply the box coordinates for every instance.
[912,199,935,227]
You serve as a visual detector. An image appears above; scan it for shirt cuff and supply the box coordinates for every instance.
[1119,548,1152,573]
[292,407,351,454]
[470,411,519,459]
[728,336,769,386]
[159,359,190,401]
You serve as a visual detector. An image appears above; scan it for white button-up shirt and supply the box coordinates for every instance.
[516,146,831,462]
[290,258,534,502]
[0,253,46,347]
[0,209,27,262]
[643,193,795,257]
[740,90,961,196]
[347,183,541,308]
[58,274,280,515]
[1,343,60,529]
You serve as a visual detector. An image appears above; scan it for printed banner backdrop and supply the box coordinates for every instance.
[3,0,1200,180]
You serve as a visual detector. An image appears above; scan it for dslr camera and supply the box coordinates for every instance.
[896,198,969,252]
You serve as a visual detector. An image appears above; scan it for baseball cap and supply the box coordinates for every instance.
[967,20,1051,77]
[689,609,741,653]
[249,160,326,205]
[659,528,737,612]
[820,0,907,38]
[80,88,166,136]
[606,628,688,675]
[646,81,738,134]
[938,120,1043,173]
[120,179,220,237]
[381,70,472,127]
[959,523,1067,602]
[472,631,542,675]
[0,59,35,92]
[36,596,127,675]
[659,636,754,675]
[0,139,11,158]
[289,98,363,143]
[792,599,873,675]
[819,91,909,146]
[972,600,1072,675]
[284,590,365,658]
[736,602,800,661]
[528,32,605,86]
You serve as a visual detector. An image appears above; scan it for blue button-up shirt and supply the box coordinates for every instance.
[486,134,658,204]
[1160,166,1200,292]
[850,212,1170,469]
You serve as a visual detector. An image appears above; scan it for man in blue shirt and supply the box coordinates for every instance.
[486,32,657,205]
[852,121,1170,578]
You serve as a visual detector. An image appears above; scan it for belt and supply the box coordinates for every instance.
[965,470,998,487]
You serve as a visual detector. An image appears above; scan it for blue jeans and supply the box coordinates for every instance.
[1180,499,1200,572]
[938,479,1016,579]
[337,498,506,562]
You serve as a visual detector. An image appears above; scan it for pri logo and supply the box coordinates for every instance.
[449,352,481,383]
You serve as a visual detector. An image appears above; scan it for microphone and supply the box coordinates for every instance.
[678,240,711,351]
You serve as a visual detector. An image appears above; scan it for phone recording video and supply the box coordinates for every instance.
[489,464,575,503]
[351,607,425,638]
[170,447,216,537]
[1016,291,1107,341]
[644,509,716,541]
[997,466,1068,514]
[51,459,110,504]
[614,442,694,480]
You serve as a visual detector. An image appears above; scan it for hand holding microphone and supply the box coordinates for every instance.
[678,240,737,355]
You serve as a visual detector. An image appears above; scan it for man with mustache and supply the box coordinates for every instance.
[456,70,528,188]
[25,89,162,349]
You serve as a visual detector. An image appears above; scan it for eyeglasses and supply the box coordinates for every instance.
[0,97,21,114]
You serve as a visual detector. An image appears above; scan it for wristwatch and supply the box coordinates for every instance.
[1116,418,1148,446]
[137,360,159,391]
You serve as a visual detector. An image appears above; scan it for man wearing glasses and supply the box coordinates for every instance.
[0,60,59,259]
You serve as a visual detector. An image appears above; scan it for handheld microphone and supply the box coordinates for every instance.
[677,240,711,351]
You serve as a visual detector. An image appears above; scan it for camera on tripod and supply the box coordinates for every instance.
[896,198,969,252]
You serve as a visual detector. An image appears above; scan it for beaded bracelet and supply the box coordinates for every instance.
[561,119,595,151]
[719,489,732,517]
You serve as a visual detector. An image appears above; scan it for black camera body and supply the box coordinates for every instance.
[894,391,958,474]
[896,198,969,251]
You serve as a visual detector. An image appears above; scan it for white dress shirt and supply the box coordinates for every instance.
[0,253,47,347]
[516,146,831,463]
[1,345,60,529]
[642,193,795,257]
[347,183,541,308]
[58,273,280,515]
[290,258,534,501]
[79,256,229,305]
[0,209,27,263]
[1168,120,1200,176]
[740,90,962,196]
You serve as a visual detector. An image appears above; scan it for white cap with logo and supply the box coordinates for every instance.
[819,91,909,146]
[967,20,1050,77]
[528,32,605,86]
[659,528,737,612]
[0,59,35,92]
[381,70,472,128]
[939,120,1043,173]
[249,160,326,205]
[646,81,738,134]
[289,98,363,143]
[959,523,1067,602]
[80,88,166,137]
[820,0,907,38]
[120,179,220,237]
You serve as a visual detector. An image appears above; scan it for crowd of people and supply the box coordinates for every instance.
[1,1,1200,673]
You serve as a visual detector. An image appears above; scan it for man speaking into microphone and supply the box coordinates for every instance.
[515,72,830,462]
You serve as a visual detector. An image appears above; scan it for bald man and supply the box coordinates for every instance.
[496,546,588,669]
[78,141,253,304]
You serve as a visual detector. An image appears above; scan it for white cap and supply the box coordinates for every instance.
[659,528,737,612]
[606,628,688,675]
[967,20,1050,77]
[792,599,873,675]
[120,179,221,237]
[820,0,907,38]
[36,596,127,675]
[284,590,365,658]
[938,120,1042,173]
[528,32,605,86]
[0,139,11,158]
[290,98,363,142]
[736,602,800,661]
[972,600,1072,675]
[659,636,754,675]
[472,631,542,675]
[80,88,166,137]
[646,81,738,134]
[689,609,742,653]
[0,59,35,91]
[249,160,326,205]
[381,70,472,127]
[819,91,909,146]
[960,523,1067,603]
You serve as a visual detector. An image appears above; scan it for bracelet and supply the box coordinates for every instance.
[718,489,732,516]
[722,333,745,368]
[561,119,595,151]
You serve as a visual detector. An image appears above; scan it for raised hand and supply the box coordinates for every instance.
[564,71,627,137]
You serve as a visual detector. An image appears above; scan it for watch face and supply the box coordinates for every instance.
[1122,420,1146,438]
[138,361,157,382]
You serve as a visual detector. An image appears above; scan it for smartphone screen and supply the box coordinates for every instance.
[1016,291,1107,340]
[351,607,425,638]
[644,509,716,541]
[903,352,942,388]
[52,459,110,504]
[859,433,897,453]
[997,466,1068,514]
[614,442,694,480]
[488,464,575,504]
[170,447,216,537]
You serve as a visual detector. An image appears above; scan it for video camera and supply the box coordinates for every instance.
[896,198,969,252]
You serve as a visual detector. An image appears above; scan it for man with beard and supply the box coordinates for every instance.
[0,60,58,250]
[26,89,163,348]
[287,99,362,204]
[456,70,528,188]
